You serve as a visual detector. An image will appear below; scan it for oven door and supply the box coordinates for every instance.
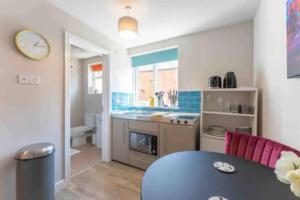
[129,132,157,156]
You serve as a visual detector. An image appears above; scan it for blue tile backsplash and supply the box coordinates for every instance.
[112,91,201,113]
[112,92,133,111]
[177,91,201,113]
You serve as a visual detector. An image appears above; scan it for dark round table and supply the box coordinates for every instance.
[141,151,298,200]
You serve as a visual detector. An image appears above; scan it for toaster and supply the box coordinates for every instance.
[208,76,222,89]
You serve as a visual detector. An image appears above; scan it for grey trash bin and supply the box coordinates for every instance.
[15,143,55,200]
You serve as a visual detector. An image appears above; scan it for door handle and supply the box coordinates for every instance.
[148,137,152,153]
[122,122,126,143]
[162,127,166,155]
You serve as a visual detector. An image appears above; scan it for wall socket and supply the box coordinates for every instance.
[18,74,40,85]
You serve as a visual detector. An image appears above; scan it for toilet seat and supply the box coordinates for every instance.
[71,126,93,138]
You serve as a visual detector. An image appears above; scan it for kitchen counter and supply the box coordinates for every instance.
[112,110,201,170]
[111,111,200,125]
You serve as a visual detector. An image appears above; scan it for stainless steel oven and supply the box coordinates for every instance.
[129,132,157,156]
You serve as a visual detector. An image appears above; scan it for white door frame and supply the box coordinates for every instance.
[64,31,111,187]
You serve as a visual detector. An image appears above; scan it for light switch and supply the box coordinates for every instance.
[30,76,40,85]
[18,74,41,85]
[18,74,30,84]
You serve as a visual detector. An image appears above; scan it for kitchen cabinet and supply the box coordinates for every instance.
[128,120,159,133]
[201,135,225,153]
[129,150,157,170]
[128,120,159,170]
[112,118,129,164]
[159,123,197,157]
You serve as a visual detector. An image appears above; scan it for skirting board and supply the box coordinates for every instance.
[55,180,66,193]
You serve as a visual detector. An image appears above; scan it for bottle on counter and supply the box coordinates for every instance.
[149,96,155,107]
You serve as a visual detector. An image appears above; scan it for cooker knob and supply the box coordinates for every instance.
[170,119,174,123]
[177,120,180,124]
[184,120,188,124]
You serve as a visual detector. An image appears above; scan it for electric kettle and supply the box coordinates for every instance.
[223,72,237,88]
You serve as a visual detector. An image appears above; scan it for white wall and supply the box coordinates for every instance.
[128,21,254,91]
[70,56,84,127]
[82,56,102,114]
[254,0,300,150]
[0,0,131,199]
[111,49,133,93]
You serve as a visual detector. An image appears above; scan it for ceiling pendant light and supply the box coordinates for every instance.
[118,6,138,40]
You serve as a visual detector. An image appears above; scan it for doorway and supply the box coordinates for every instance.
[64,32,111,187]
[70,46,103,176]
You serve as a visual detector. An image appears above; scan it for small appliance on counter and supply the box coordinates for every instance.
[223,72,237,88]
[208,76,222,89]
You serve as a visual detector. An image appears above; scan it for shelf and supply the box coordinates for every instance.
[202,133,225,140]
[202,111,255,117]
[200,88,258,152]
[202,88,258,92]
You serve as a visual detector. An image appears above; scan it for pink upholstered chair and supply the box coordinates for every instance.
[225,131,300,168]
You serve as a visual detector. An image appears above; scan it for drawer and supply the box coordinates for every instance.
[128,120,159,134]
[129,150,157,170]
[201,135,225,153]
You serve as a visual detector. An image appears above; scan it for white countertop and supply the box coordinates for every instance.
[111,111,200,125]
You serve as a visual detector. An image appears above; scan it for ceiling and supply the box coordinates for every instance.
[47,0,261,48]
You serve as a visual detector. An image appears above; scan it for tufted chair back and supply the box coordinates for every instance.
[225,131,300,168]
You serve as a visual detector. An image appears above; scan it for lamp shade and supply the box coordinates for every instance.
[118,16,138,40]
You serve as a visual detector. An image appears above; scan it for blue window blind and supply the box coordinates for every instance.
[131,48,178,67]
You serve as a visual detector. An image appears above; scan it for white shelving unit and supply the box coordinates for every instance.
[202,111,255,117]
[200,88,258,153]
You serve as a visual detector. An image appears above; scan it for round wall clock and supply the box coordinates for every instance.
[14,30,51,60]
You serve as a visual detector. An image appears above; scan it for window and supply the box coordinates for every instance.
[156,61,178,105]
[134,60,178,106]
[88,63,103,94]
[132,48,178,107]
[136,64,154,103]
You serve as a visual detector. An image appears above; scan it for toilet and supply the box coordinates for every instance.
[71,113,96,147]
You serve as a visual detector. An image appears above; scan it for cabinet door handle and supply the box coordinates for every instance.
[148,137,152,153]
[162,128,166,155]
[122,122,126,143]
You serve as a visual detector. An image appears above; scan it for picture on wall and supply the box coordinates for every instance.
[287,0,300,78]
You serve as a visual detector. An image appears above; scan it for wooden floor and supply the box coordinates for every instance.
[71,144,101,176]
[56,161,144,200]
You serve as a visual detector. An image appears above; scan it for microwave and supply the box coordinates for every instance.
[129,132,157,156]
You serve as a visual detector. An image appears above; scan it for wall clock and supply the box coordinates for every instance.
[14,30,51,60]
